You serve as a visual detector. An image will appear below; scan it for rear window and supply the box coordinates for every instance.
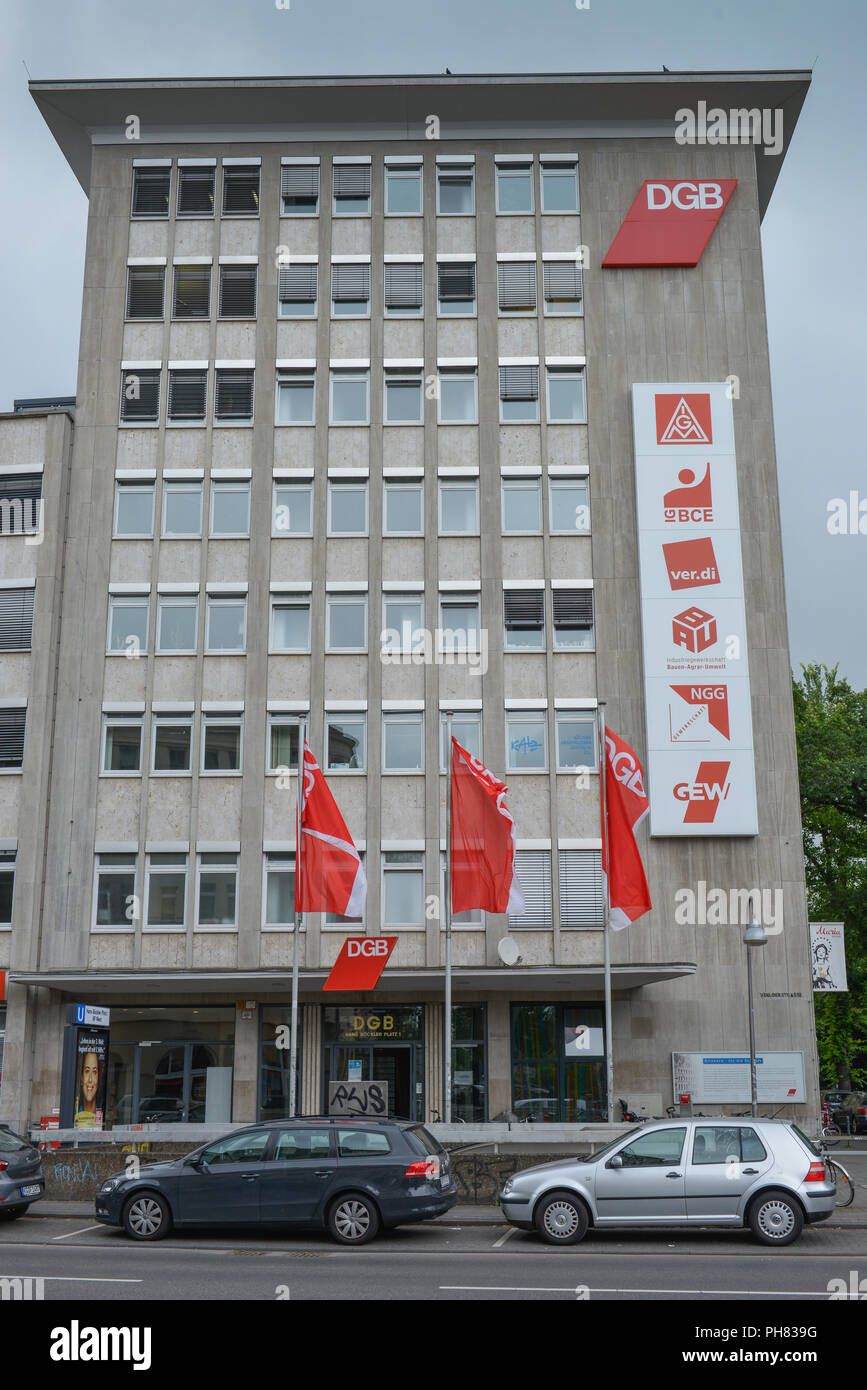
[337,1128,392,1157]
[405,1126,445,1157]
[791,1123,822,1158]
[0,1129,32,1153]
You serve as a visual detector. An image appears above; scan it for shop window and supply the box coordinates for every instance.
[510,1003,606,1123]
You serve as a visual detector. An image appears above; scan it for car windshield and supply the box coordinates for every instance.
[0,1129,32,1153]
[575,1128,641,1162]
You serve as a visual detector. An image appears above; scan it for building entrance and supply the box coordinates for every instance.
[323,1007,423,1121]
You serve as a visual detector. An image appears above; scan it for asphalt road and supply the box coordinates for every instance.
[2,1212,866,1300]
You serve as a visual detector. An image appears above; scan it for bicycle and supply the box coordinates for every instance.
[819,1141,855,1207]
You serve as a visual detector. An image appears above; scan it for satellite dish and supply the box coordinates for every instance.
[497,936,521,966]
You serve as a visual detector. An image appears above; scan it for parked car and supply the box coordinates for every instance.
[95,1116,456,1243]
[499,1119,835,1247]
[835,1092,867,1135]
[0,1124,45,1219]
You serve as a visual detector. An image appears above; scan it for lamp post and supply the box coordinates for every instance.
[743,918,768,1118]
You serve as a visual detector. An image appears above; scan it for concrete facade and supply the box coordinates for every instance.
[0,71,818,1137]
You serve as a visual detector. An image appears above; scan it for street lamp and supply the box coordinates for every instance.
[743,918,768,1117]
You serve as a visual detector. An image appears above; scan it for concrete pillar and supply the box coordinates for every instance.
[487,996,511,1118]
[231,1007,259,1123]
[424,1002,442,1121]
[301,1005,322,1114]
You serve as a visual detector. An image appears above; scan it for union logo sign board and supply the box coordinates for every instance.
[603,179,738,268]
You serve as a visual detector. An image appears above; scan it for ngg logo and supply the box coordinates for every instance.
[673,760,731,823]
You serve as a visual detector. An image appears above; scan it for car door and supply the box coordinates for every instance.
[685,1124,774,1222]
[175,1129,270,1225]
[257,1125,338,1224]
[593,1126,688,1224]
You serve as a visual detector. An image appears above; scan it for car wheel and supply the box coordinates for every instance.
[122,1191,172,1241]
[328,1193,380,1246]
[0,1205,27,1221]
[748,1190,804,1246]
[534,1190,589,1245]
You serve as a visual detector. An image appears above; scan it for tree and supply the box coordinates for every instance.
[793,664,867,1089]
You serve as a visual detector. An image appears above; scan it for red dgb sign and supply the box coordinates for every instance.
[603,179,737,268]
[323,936,398,992]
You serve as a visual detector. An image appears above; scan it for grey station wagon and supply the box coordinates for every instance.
[499,1119,835,1246]
[95,1117,456,1244]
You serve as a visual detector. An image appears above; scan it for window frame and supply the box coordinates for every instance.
[92,853,137,932]
[381,593,425,656]
[438,595,481,656]
[119,369,161,426]
[382,711,425,774]
[495,162,534,215]
[144,851,188,930]
[262,851,297,930]
[555,710,599,773]
[327,478,369,538]
[125,265,166,321]
[436,164,475,216]
[272,480,314,536]
[209,480,251,538]
[503,587,546,652]
[549,475,590,534]
[106,594,149,656]
[382,851,425,928]
[436,262,476,317]
[150,715,193,776]
[330,261,371,320]
[269,597,312,654]
[501,476,542,534]
[329,369,370,427]
[505,709,549,773]
[437,371,478,424]
[383,369,424,424]
[166,369,208,426]
[176,164,216,219]
[161,480,203,539]
[266,715,303,775]
[325,593,368,653]
[204,594,248,654]
[383,478,424,536]
[438,477,480,535]
[220,164,261,218]
[131,165,170,220]
[213,368,255,426]
[546,367,587,424]
[385,163,423,217]
[156,592,199,656]
[439,710,482,772]
[332,161,371,217]
[540,160,580,214]
[100,716,144,777]
[195,852,239,931]
[172,263,211,320]
[325,712,367,773]
[275,370,316,426]
[217,262,258,320]
[200,716,244,776]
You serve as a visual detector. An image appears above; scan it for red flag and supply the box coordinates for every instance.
[295,740,366,916]
[450,738,524,915]
[601,728,652,930]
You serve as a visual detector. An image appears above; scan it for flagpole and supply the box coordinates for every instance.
[443,710,454,1125]
[289,715,306,1119]
[597,702,615,1125]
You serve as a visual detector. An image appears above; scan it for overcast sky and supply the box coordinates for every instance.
[2,0,864,687]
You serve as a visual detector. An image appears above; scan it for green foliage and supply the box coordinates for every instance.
[793,664,867,1088]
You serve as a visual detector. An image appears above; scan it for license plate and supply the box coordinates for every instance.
[20,1184,42,1198]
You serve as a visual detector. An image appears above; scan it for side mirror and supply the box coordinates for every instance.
[607,1154,623,1170]
[186,1155,204,1170]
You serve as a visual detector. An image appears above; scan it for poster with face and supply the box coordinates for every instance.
[810,923,848,992]
[73,1030,108,1129]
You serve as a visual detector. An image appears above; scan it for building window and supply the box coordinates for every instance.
[326,713,366,771]
[0,473,42,537]
[102,716,143,774]
[385,162,422,215]
[156,593,198,654]
[131,166,170,218]
[553,587,594,650]
[506,710,548,771]
[504,587,545,651]
[383,478,423,535]
[438,477,479,534]
[327,479,369,536]
[550,476,590,533]
[547,367,587,423]
[107,595,148,655]
[543,259,583,315]
[281,162,319,216]
[152,716,192,774]
[94,854,136,931]
[167,369,207,424]
[205,595,247,653]
[437,163,474,215]
[383,713,424,772]
[275,369,315,425]
[438,596,480,655]
[221,164,260,216]
[497,261,537,315]
[172,264,211,319]
[120,369,160,424]
[439,710,482,770]
[329,369,369,425]
[502,476,542,533]
[272,480,313,534]
[384,263,423,316]
[278,262,317,317]
[210,480,250,537]
[332,160,371,216]
[555,711,598,771]
[383,851,424,926]
[270,598,311,652]
[558,849,604,928]
[145,852,188,928]
[263,852,296,928]
[331,261,370,318]
[499,365,539,423]
[326,593,367,652]
[196,854,238,927]
[496,162,533,214]
[437,262,475,316]
[126,265,165,320]
[382,594,424,655]
[511,1003,606,1123]
[218,263,257,319]
[0,587,34,651]
[162,480,203,537]
[0,851,15,927]
[176,165,215,217]
[509,851,553,927]
[540,160,579,213]
[267,717,301,773]
[0,709,26,770]
[450,1004,487,1120]
[202,717,243,774]
[384,369,423,424]
[437,371,477,424]
[214,369,254,424]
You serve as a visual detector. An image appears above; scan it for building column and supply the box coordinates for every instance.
[301,1005,322,1115]
[0,982,37,1133]
[231,1006,259,1123]
[424,1003,442,1122]
[487,997,511,1119]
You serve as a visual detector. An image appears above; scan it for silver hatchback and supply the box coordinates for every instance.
[499,1119,835,1247]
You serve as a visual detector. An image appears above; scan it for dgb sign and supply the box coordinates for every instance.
[323,936,398,992]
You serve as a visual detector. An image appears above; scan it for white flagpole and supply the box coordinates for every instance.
[289,716,306,1119]
[597,702,615,1125]
[443,711,454,1125]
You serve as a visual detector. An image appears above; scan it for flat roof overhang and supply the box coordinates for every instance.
[9,964,696,996]
[29,70,810,216]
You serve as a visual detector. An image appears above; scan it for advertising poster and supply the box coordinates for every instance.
[73,1029,108,1130]
[810,922,848,992]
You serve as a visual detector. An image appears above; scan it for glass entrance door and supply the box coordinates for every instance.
[327,1044,419,1119]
